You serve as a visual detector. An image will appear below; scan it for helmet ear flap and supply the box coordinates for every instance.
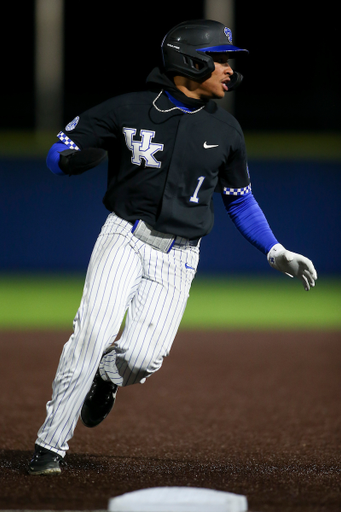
[181,51,215,80]
[182,55,196,71]
[162,43,215,81]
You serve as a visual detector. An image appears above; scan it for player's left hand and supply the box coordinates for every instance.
[267,243,317,291]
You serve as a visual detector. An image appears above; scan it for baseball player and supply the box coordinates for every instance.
[28,20,317,475]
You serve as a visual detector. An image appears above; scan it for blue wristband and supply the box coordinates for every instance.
[46,142,69,176]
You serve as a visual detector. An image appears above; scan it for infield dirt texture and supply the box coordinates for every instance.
[0,329,340,511]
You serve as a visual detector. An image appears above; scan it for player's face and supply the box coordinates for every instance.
[174,53,234,101]
[197,53,234,99]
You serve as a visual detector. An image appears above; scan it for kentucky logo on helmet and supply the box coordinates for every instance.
[224,27,233,44]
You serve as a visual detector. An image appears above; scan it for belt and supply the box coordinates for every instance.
[131,220,200,253]
[173,236,200,248]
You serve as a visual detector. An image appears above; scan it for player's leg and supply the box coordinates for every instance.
[99,243,200,386]
[34,225,143,457]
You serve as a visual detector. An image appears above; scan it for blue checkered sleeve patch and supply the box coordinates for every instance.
[223,184,252,196]
[57,131,80,151]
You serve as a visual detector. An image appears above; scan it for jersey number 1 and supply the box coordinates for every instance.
[190,176,205,203]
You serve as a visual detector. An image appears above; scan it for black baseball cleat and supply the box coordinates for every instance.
[81,370,118,428]
[28,444,63,475]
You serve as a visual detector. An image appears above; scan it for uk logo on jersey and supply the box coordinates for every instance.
[123,127,164,168]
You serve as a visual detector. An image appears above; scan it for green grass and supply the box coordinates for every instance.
[1,130,341,161]
[244,131,341,161]
[0,273,340,330]
[183,276,341,330]
[0,274,85,329]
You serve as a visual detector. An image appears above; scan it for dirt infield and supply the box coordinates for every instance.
[0,330,340,511]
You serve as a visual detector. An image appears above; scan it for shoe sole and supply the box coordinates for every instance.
[80,400,115,428]
[28,467,61,476]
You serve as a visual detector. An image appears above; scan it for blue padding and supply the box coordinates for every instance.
[46,142,68,176]
[197,45,248,53]
[165,91,195,112]
[223,193,278,255]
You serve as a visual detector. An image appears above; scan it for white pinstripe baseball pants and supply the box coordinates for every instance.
[36,213,199,456]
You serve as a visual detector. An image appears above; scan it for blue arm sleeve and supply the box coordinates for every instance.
[222,193,278,255]
[46,142,69,176]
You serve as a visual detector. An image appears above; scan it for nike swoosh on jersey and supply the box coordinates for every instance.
[185,263,195,270]
[203,142,219,149]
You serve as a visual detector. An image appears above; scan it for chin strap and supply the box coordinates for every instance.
[227,71,243,91]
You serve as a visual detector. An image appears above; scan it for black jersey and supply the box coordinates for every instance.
[58,68,251,240]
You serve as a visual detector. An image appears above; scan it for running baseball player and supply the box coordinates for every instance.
[28,19,317,475]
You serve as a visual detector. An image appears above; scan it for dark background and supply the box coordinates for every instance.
[1,2,340,275]
[3,0,340,131]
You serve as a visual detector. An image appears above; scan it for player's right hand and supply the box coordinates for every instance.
[58,148,107,175]
[267,243,318,291]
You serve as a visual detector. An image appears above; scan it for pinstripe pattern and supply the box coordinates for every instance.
[36,213,199,456]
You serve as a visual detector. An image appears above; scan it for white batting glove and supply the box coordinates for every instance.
[267,243,317,291]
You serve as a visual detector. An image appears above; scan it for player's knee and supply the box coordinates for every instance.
[121,354,164,386]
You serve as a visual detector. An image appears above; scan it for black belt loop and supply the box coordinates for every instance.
[173,236,201,248]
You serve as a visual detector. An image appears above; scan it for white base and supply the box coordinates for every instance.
[108,486,248,512]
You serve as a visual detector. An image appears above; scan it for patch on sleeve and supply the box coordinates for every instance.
[57,131,80,150]
[65,116,80,131]
[223,184,252,196]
